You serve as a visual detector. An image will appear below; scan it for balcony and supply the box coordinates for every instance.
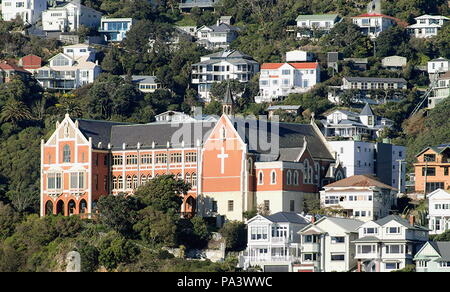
[301,243,320,253]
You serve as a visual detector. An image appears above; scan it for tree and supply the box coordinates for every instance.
[96,193,141,236]
[0,202,20,240]
[133,206,178,246]
[134,174,189,213]
[98,232,140,271]
[219,221,247,251]
[0,100,33,125]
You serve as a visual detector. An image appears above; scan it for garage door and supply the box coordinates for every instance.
[264,265,289,272]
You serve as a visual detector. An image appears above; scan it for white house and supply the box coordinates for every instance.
[125,75,160,93]
[196,22,239,49]
[428,57,450,75]
[240,212,310,272]
[320,174,398,222]
[256,62,320,103]
[429,71,450,109]
[1,0,47,24]
[428,189,450,235]
[352,13,402,38]
[191,49,259,102]
[328,76,408,105]
[295,217,364,272]
[99,17,134,42]
[34,44,101,90]
[321,103,394,140]
[285,50,314,62]
[328,141,406,192]
[407,15,450,38]
[354,215,429,272]
[381,56,407,70]
[295,14,340,38]
[42,1,102,32]
[414,241,450,272]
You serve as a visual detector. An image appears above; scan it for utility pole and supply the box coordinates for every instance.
[424,158,429,200]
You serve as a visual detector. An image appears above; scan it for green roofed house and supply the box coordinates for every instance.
[414,241,450,272]
[296,14,341,38]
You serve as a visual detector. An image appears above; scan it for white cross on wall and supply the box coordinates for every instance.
[217,147,229,174]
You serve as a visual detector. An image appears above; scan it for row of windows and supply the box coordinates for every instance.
[112,173,197,190]
[256,164,315,186]
[113,152,197,166]
[47,172,85,190]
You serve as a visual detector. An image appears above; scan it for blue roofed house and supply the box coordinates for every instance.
[239,212,311,272]
[414,241,450,272]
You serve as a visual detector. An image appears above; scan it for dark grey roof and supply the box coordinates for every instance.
[264,212,309,225]
[204,49,253,60]
[360,103,374,116]
[76,119,128,149]
[374,215,429,231]
[127,75,158,84]
[352,236,381,243]
[267,105,301,111]
[109,121,216,150]
[229,117,334,161]
[430,242,450,261]
[344,77,407,83]
[209,23,239,32]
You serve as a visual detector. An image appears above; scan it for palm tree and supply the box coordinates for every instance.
[0,100,34,125]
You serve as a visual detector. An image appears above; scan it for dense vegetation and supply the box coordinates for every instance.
[0,0,449,271]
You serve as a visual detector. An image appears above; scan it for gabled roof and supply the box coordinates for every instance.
[76,119,129,149]
[429,242,450,261]
[415,143,450,157]
[126,75,158,84]
[0,60,31,74]
[353,13,407,27]
[228,117,334,161]
[360,103,374,116]
[296,14,339,21]
[110,121,215,150]
[264,212,310,225]
[324,174,397,190]
[261,62,319,70]
[374,215,429,231]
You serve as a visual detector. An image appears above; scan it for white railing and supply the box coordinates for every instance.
[243,256,301,263]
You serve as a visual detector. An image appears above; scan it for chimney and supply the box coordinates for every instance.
[409,215,415,226]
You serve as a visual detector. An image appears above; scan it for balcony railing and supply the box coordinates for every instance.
[242,256,301,263]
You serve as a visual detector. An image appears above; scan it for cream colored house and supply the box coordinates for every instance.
[295,217,364,272]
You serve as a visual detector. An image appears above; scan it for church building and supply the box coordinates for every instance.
[41,92,339,221]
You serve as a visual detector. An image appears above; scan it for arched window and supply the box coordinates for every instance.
[314,162,320,184]
[141,174,147,185]
[63,144,71,163]
[304,159,310,184]
[258,171,264,185]
[112,176,117,189]
[221,127,226,139]
[79,199,87,214]
[191,173,197,188]
[56,200,64,215]
[126,175,132,189]
[271,170,276,184]
[185,173,191,183]
[45,200,53,216]
[68,200,76,215]
[132,175,138,189]
[286,170,292,185]
[294,171,299,185]
[176,173,182,181]
[117,176,123,189]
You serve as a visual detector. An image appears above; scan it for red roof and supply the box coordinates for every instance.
[261,62,319,70]
[0,60,30,74]
[19,54,42,69]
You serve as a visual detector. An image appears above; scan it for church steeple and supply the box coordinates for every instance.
[222,82,234,115]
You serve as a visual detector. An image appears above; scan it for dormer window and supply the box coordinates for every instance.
[386,227,400,234]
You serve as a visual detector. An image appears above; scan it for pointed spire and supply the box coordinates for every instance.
[222,81,234,115]
[223,81,233,105]
[360,103,374,116]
